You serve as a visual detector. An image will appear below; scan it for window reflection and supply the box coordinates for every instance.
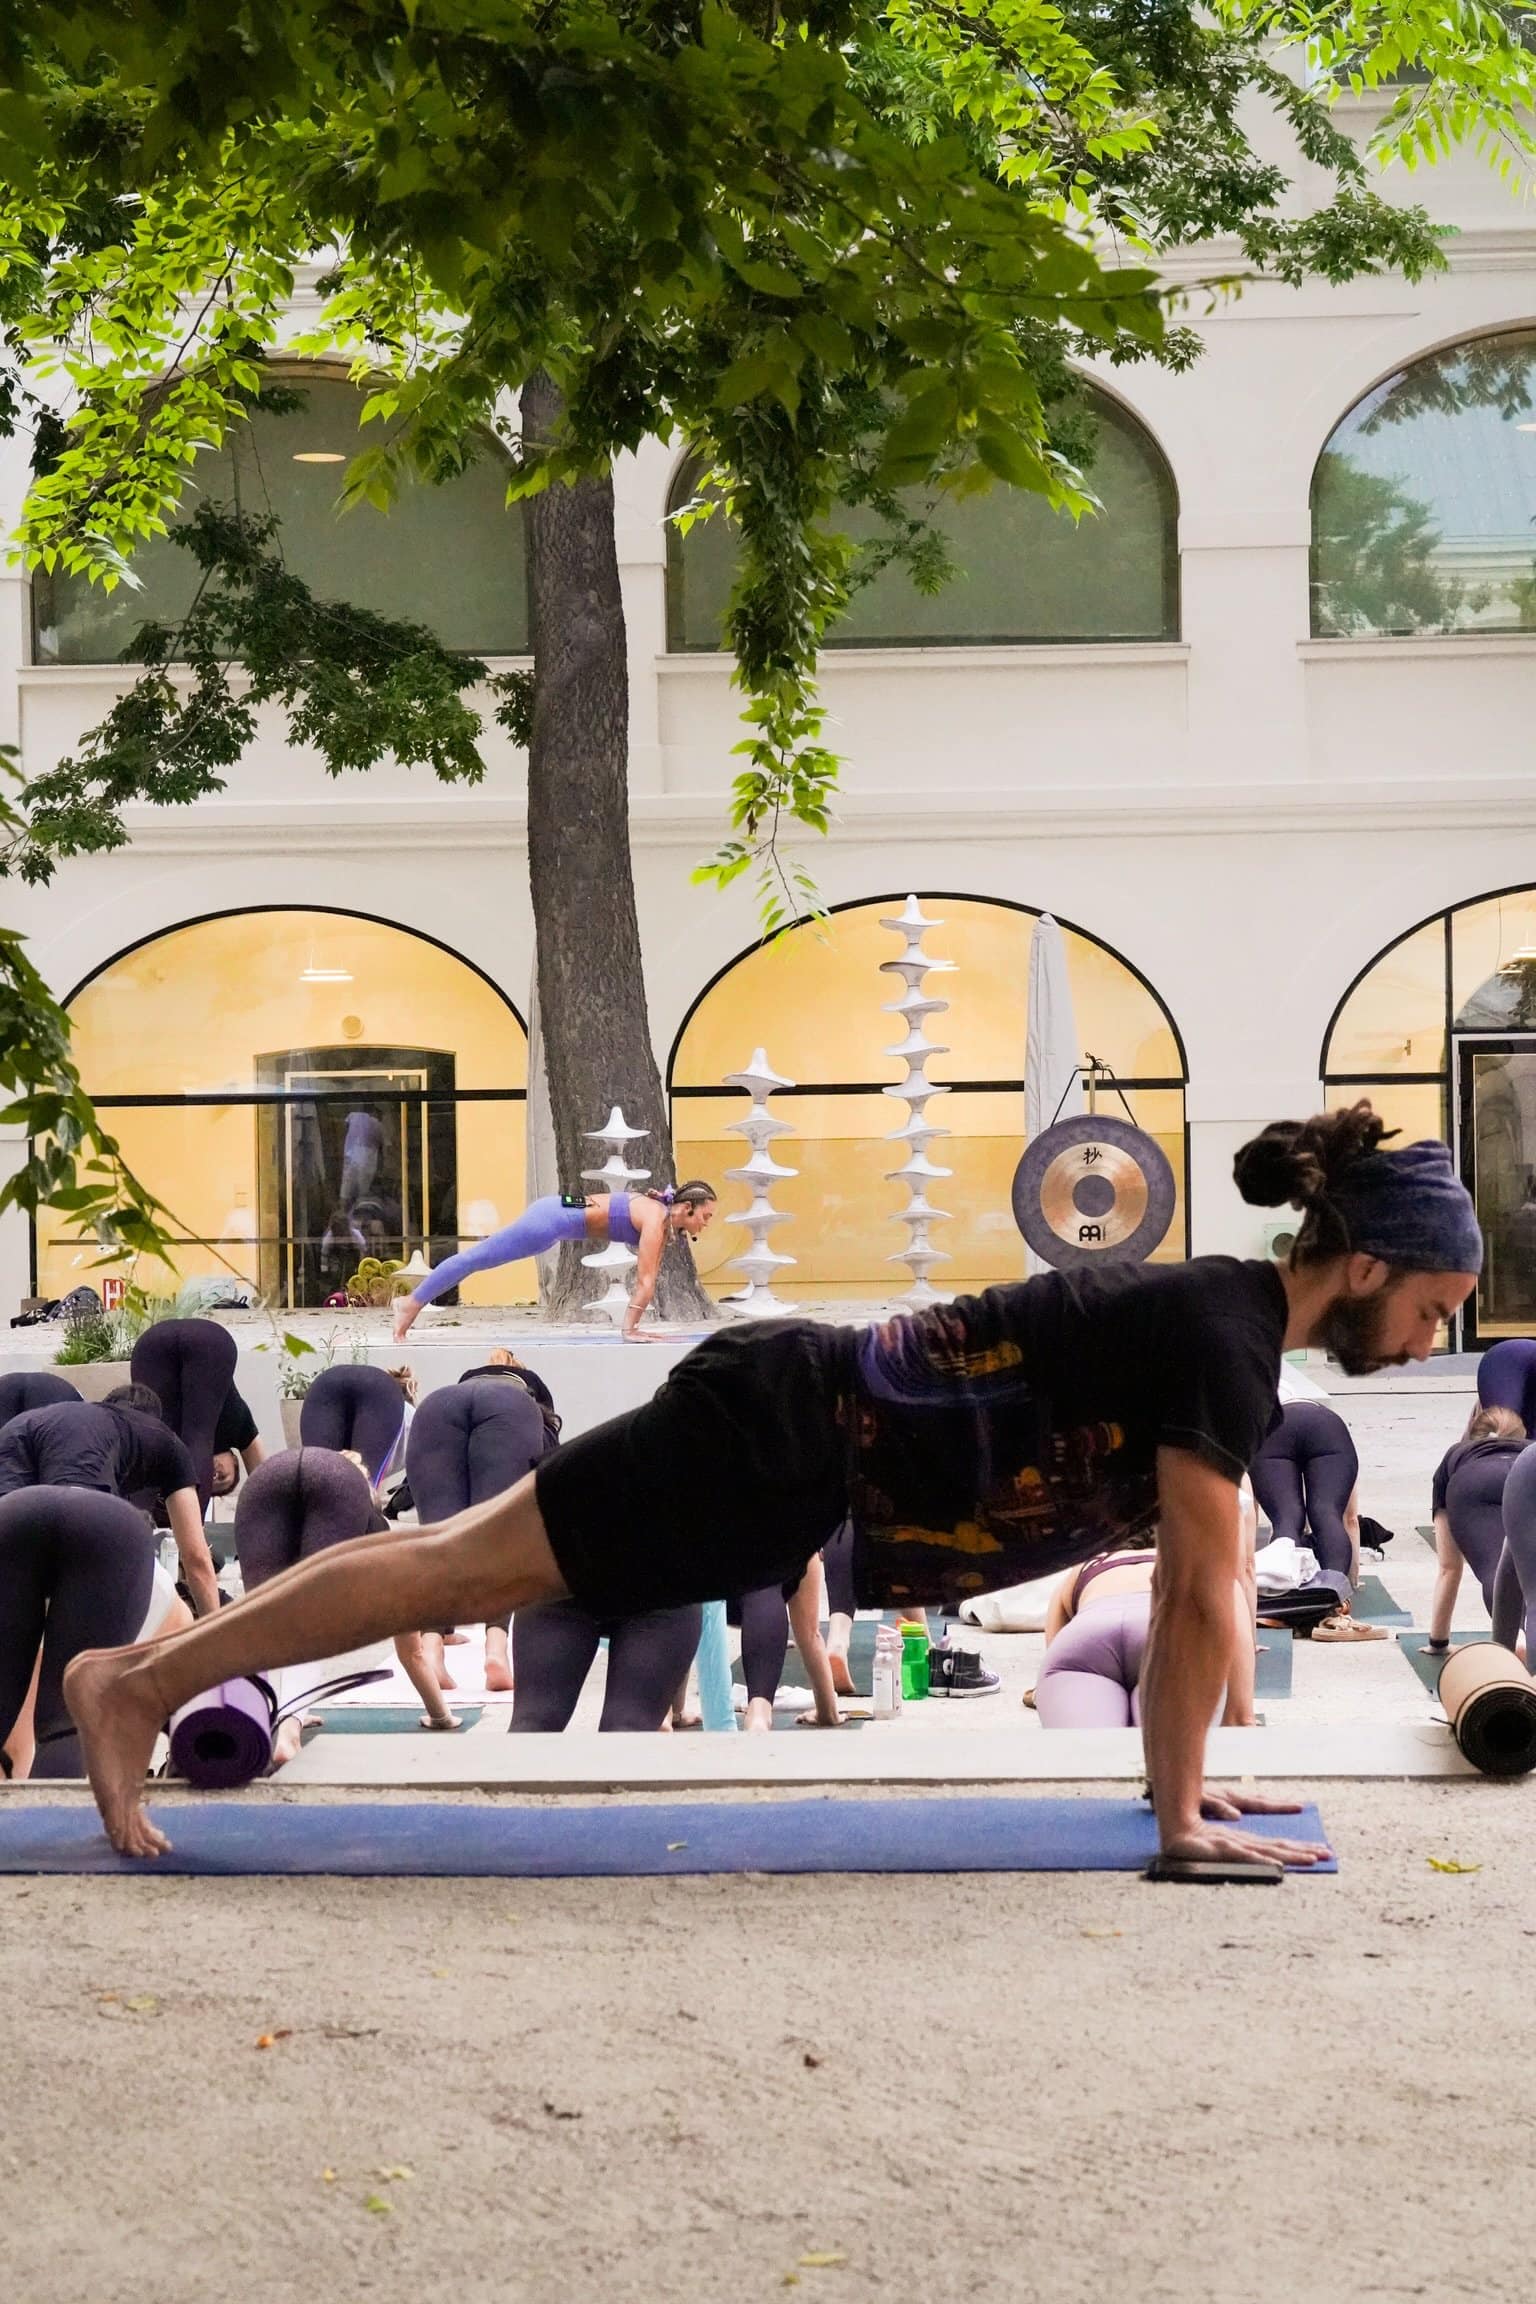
[667,389,1178,650]
[1311,331,1536,636]
[33,371,529,664]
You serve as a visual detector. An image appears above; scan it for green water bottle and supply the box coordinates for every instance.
[899,1622,930,1701]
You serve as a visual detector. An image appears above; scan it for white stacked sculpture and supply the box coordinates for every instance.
[580,1104,650,1327]
[722,1048,798,1315]
[880,895,954,1305]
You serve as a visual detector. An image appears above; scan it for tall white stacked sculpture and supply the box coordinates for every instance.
[880,896,954,1305]
[581,1105,650,1327]
[722,1048,798,1314]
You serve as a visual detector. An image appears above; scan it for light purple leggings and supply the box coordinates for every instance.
[1034,1593,1152,1729]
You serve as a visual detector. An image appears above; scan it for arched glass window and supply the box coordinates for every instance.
[1311,330,1536,637]
[33,371,528,664]
[666,390,1179,651]
[670,896,1187,1300]
[48,910,528,1310]
[1319,885,1536,1344]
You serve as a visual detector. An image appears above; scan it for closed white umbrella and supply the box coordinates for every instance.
[1024,915,1084,1273]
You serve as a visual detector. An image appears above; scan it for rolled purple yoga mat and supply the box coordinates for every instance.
[167,1677,276,1789]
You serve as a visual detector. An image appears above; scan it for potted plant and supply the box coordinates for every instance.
[51,1301,141,1399]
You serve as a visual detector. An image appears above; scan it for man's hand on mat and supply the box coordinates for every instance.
[1199,1786,1303,1821]
[1161,1819,1331,1869]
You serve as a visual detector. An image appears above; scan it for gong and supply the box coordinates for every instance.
[1011,1114,1176,1270]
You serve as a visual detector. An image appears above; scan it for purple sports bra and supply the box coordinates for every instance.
[1070,1549,1158,1610]
[606,1193,642,1249]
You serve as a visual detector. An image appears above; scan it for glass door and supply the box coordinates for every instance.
[1457,1036,1536,1344]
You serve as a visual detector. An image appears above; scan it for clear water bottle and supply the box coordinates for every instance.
[872,1627,902,1720]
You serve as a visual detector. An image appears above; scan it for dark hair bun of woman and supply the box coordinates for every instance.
[1233,1101,1394,1211]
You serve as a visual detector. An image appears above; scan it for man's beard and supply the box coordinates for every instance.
[1315,1290,1407,1377]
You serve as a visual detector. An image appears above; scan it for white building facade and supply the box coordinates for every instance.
[4,109,1536,1346]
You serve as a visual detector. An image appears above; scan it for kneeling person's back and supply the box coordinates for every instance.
[0,1391,196,1508]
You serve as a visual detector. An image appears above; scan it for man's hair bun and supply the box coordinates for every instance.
[1233,1101,1393,1211]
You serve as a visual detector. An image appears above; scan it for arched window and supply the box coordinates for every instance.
[48,909,528,1310]
[665,389,1179,651]
[1320,885,1536,1344]
[33,371,529,664]
[670,895,1187,1300]
[1311,329,1536,637]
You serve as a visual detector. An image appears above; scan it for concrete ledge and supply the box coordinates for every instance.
[270,1719,1475,1790]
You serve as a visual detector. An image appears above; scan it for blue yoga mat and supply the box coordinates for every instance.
[0,1798,1335,1878]
[312,1707,485,1734]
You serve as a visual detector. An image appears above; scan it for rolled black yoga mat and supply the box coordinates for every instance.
[1438,1643,1536,1778]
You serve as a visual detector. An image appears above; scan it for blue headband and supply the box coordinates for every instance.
[1328,1140,1483,1275]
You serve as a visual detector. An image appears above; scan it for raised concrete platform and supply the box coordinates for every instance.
[271,1719,1477,1789]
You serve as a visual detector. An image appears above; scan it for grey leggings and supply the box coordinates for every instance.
[1034,1593,1152,1729]
[235,1448,379,1588]
[0,1488,156,1776]
[1492,1444,1536,1652]
[510,1598,703,1732]
[405,1381,551,1637]
[299,1364,405,1485]
[1250,1400,1358,1603]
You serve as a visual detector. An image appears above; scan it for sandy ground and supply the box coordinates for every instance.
[6,1359,1529,2302]
[3,1776,1529,2304]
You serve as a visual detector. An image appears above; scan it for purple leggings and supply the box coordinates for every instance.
[411,1194,639,1307]
[1034,1594,1152,1728]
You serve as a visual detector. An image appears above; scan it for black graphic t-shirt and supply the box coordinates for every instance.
[839,1257,1287,1609]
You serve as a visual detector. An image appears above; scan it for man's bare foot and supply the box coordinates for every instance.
[670,1705,702,1730]
[826,1649,857,1699]
[421,1633,457,1690]
[744,1697,774,1734]
[63,1648,172,1858]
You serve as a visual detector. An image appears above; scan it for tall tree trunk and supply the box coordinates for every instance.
[522,371,714,1323]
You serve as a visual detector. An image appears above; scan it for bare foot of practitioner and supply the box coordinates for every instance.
[483,1627,514,1693]
[826,1646,857,1699]
[63,1647,173,1859]
[421,1632,458,1689]
[744,1695,774,1733]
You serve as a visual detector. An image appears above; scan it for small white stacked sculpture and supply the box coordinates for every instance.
[581,1104,650,1327]
[880,895,955,1305]
[722,1048,798,1315]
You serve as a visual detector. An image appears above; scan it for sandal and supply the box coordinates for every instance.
[1312,1611,1387,1643]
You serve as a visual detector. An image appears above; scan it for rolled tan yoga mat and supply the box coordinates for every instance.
[1437,1644,1536,1778]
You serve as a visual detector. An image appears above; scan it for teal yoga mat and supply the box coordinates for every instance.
[313,1706,485,1734]
[1350,1575,1413,1627]
[0,1798,1337,1878]
[1397,1632,1492,1698]
[1254,1631,1293,1698]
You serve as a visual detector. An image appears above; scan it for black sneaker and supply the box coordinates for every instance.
[928,1644,1002,1698]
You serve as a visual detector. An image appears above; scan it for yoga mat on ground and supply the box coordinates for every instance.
[1397,1635,1499,1699]
[1418,1525,1438,1552]
[0,1798,1336,1878]
[1350,1575,1412,1627]
[738,1621,881,1699]
[313,1707,484,1734]
[1254,1631,1294,1698]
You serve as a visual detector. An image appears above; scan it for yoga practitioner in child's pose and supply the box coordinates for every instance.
[392,1182,718,1344]
[66,1106,1480,1866]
